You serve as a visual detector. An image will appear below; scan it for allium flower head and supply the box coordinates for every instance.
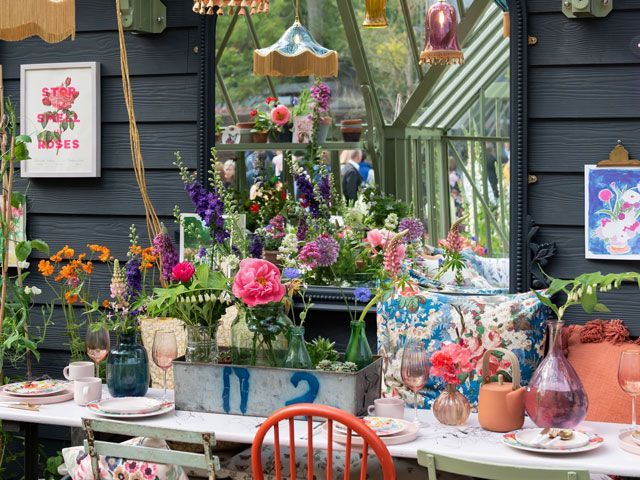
[315,234,339,267]
[398,217,425,243]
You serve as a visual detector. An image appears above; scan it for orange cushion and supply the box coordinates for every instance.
[565,325,640,424]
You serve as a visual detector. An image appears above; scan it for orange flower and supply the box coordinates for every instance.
[129,245,142,256]
[102,299,110,308]
[77,253,86,261]
[61,245,74,259]
[140,247,157,270]
[38,260,54,277]
[50,252,62,263]
[55,264,77,282]
[64,291,78,304]
[87,244,111,262]
[82,261,94,275]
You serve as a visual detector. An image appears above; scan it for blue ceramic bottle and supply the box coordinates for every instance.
[106,332,150,397]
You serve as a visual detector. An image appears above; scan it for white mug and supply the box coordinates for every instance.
[367,397,405,419]
[64,361,94,381]
[74,377,102,406]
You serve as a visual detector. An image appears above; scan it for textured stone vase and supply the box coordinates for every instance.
[433,384,471,426]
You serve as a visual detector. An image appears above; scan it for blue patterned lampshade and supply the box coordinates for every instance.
[493,0,510,38]
[253,21,339,77]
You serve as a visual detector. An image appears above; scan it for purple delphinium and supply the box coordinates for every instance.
[298,242,321,269]
[398,217,425,243]
[310,82,331,113]
[283,267,302,280]
[294,173,320,218]
[249,234,264,259]
[297,215,308,242]
[319,174,332,206]
[125,256,142,299]
[315,234,339,267]
[185,179,230,244]
[153,231,179,282]
[354,287,372,303]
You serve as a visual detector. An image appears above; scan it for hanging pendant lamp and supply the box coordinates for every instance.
[419,0,464,66]
[192,0,270,16]
[253,0,338,77]
[493,0,510,38]
[0,0,75,43]
[363,0,389,28]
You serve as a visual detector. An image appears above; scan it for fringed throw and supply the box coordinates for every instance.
[192,0,269,16]
[0,0,75,43]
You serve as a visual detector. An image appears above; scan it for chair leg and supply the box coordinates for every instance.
[82,420,100,480]
[426,454,438,480]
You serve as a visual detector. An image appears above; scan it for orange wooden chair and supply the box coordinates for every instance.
[251,403,396,480]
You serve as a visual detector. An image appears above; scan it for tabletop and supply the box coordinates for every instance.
[1,387,638,477]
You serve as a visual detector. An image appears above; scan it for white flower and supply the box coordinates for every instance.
[17,261,30,269]
[384,213,399,230]
[24,286,41,296]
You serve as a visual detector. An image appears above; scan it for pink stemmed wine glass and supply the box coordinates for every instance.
[152,331,178,401]
[401,339,430,426]
[86,325,110,379]
[618,350,640,433]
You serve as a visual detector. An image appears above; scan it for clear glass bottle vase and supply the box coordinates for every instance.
[284,326,312,369]
[524,319,589,428]
[345,320,373,370]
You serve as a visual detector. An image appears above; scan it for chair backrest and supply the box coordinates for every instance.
[252,403,396,480]
[82,418,219,480]
[417,451,591,480]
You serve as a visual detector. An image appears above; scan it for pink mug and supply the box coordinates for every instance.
[73,377,102,406]
[367,398,405,419]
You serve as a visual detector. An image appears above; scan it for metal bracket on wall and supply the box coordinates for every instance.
[120,0,167,34]
[562,0,612,18]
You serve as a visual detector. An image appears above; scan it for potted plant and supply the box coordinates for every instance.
[341,119,363,142]
[250,106,271,144]
[311,81,332,143]
[268,97,293,143]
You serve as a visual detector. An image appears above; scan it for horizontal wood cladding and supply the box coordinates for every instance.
[529,119,640,172]
[3,75,199,123]
[528,173,583,226]
[529,11,640,66]
[528,0,640,13]
[529,65,640,119]
[0,29,198,79]
[15,171,192,216]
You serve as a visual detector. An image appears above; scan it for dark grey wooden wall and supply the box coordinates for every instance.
[527,0,640,334]
[0,0,202,378]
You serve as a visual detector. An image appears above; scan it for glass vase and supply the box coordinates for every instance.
[284,326,312,369]
[231,305,291,367]
[433,384,471,426]
[524,319,589,428]
[345,320,373,370]
[185,325,218,363]
[107,332,149,398]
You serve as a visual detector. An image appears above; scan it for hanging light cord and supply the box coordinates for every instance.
[295,0,300,22]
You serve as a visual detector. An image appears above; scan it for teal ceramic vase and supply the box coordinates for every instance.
[107,332,149,397]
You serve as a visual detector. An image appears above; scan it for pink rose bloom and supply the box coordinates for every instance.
[598,189,613,202]
[271,105,291,126]
[430,342,474,385]
[482,329,502,350]
[366,228,392,249]
[45,87,79,110]
[172,261,196,283]
[232,258,285,307]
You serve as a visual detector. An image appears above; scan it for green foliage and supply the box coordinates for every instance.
[43,451,64,480]
[361,186,410,227]
[306,336,340,367]
[534,271,640,321]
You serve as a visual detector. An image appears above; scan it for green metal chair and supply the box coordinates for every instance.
[417,450,591,480]
[82,418,220,480]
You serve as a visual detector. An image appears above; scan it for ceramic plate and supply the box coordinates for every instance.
[515,429,589,450]
[3,380,68,397]
[86,401,175,419]
[335,417,407,437]
[92,397,164,415]
[328,420,418,446]
[631,430,640,447]
[619,430,640,455]
[504,429,604,454]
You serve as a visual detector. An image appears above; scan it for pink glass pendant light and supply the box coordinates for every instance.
[420,0,464,66]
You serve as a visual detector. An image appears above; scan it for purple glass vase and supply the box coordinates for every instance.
[524,319,589,428]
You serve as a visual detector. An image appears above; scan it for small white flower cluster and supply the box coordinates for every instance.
[221,254,240,273]
[24,286,42,296]
[384,213,399,230]
[17,261,30,270]
[277,232,300,268]
[177,291,232,305]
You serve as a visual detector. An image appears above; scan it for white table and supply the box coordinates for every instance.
[2,388,639,478]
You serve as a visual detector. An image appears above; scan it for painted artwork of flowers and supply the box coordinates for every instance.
[37,76,80,154]
[585,165,640,259]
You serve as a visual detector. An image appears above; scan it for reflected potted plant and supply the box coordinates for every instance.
[250,106,271,144]
[268,97,293,143]
[341,119,363,142]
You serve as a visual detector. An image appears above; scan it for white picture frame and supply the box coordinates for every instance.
[20,62,100,178]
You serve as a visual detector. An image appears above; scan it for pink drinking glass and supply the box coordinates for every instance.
[401,340,430,426]
[86,325,110,379]
[618,350,640,433]
[152,331,178,401]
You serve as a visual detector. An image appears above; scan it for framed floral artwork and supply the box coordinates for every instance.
[20,62,100,177]
[292,115,313,144]
[584,165,640,259]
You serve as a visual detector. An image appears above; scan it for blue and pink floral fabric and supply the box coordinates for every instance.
[377,288,549,408]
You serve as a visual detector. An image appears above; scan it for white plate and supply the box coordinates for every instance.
[95,397,164,415]
[3,380,68,397]
[328,419,418,446]
[87,401,175,419]
[335,417,408,437]
[619,430,640,456]
[515,429,589,450]
[630,430,640,447]
[503,429,604,454]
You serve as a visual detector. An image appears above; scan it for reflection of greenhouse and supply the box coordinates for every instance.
[215,0,509,256]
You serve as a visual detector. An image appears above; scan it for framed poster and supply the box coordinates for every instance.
[292,116,313,144]
[585,165,640,259]
[20,62,100,177]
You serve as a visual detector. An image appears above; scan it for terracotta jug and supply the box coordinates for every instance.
[477,348,526,432]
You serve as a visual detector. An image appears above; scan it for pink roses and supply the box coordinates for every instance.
[172,261,195,283]
[430,342,474,385]
[232,258,285,307]
[271,105,291,126]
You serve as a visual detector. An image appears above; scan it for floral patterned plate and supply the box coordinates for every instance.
[503,430,604,454]
[4,380,68,397]
[335,417,408,437]
[87,400,175,419]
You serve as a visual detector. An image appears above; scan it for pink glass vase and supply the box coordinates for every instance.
[524,319,589,428]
